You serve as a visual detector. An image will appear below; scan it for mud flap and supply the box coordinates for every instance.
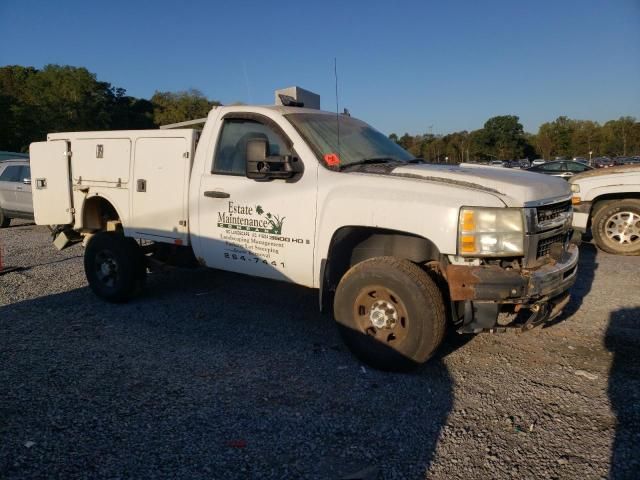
[53,228,82,251]
[458,302,499,333]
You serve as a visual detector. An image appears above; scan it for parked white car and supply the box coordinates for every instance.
[570,166,640,255]
[0,158,33,227]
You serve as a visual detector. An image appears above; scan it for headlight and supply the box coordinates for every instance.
[570,184,580,193]
[458,207,524,256]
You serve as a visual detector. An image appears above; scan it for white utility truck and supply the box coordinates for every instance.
[30,88,579,370]
[569,165,640,255]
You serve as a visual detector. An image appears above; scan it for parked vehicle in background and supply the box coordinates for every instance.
[504,160,523,169]
[612,157,638,166]
[570,165,640,255]
[527,160,593,180]
[489,160,506,167]
[594,157,615,169]
[573,157,589,165]
[28,86,579,371]
[531,159,546,166]
[519,160,531,169]
[0,151,29,162]
[0,158,33,227]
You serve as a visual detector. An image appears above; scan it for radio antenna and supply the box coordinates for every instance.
[334,57,340,155]
[242,61,252,104]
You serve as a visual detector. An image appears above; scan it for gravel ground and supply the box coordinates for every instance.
[1,220,639,479]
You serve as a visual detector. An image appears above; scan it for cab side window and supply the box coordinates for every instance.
[0,166,22,182]
[213,119,290,175]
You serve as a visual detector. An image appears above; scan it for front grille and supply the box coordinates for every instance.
[537,200,571,225]
[536,233,566,258]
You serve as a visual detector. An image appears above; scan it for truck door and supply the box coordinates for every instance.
[196,114,317,287]
[29,140,74,225]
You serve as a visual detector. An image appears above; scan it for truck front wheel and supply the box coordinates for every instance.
[592,199,640,255]
[334,256,446,371]
[84,232,146,302]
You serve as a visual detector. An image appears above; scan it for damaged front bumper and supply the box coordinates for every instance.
[446,243,579,333]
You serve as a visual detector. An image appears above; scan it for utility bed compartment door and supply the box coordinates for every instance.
[130,136,191,243]
[29,140,74,225]
[72,138,131,184]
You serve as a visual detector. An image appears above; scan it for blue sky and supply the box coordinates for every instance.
[1,0,639,135]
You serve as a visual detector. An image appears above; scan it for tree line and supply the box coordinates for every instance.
[0,65,220,152]
[2,64,639,160]
[390,114,640,163]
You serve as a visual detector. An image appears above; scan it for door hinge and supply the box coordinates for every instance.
[64,150,72,158]
[183,152,190,159]
[179,220,187,227]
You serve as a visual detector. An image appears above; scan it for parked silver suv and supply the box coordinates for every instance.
[0,159,33,227]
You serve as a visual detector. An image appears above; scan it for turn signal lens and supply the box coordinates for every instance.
[460,235,476,253]
[572,196,581,205]
[462,211,475,231]
[458,207,524,256]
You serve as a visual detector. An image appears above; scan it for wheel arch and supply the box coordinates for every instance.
[80,195,121,231]
[588,192,640,229]
[319,226,443,311]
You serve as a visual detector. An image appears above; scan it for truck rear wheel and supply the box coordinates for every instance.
[84,231,146,302]
[592,199,640,255]
[334,256,446,371]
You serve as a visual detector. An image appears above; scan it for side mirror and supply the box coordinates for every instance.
[23,178,31,185]
[246,138,296,181]
[246,138,270,180]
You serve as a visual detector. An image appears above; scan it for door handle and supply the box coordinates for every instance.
[16,187,23,191]
[204,191,230,199]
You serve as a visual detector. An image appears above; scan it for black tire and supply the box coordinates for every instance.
[84,232,146,302]
[334,256,446,371]
[0,207,11,228]
[591,199,640,255]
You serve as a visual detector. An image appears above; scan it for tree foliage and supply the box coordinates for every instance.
[151,89,220,126]
[390,114,640,163]
[480,115,527,159]
[2,64,638,160]
[0,64,219,152]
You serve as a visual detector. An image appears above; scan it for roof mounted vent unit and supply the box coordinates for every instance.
[275,86,320,109]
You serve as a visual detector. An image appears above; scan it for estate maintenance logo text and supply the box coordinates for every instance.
[217,202,285,235]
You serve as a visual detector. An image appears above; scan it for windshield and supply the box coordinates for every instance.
[285,113,414,169]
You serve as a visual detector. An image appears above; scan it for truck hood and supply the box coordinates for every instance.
[570,164,640,180]
[390,163,571,206]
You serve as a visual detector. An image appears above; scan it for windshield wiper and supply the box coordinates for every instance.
[339,157,400,171]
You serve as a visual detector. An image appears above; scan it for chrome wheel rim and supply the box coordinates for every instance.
[605,211,640,245]
[353,285,409,345]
